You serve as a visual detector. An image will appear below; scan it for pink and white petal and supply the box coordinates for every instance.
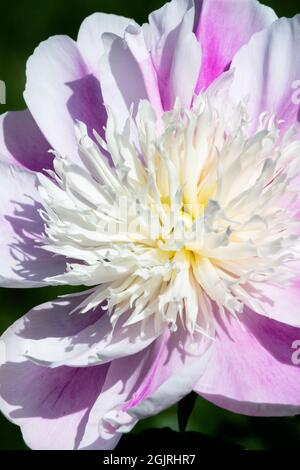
[0,303,113,450]
[98,33,151,130]
[230,15,300,133]
[78,331,200,448]
[47,334,207,450]
[127,329,212,420]
[80,328,212,449]
[147,0,194,69]
[123,25,163,114]
[7,294,159,367]
[77,12,133,75]
[147,0,193,44]
[0,307,211,449]
[147,0,199,110]
[24,36,106,162]
[0,360,111,450]
[0,301,147,450]
[0,162,66,287]
[100,20,195,128]
[195,309,300,416]
[0,110,52,172]
[195,0,277,91]
[164,8,201,109]
[254,277,300,328]
[1,319,193,450]
[77,350,152,449]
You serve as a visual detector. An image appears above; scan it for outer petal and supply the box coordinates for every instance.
[0,110,52,172]
[254,277,300,328]
[126,327,212,420]
[147,0,193,43]
[123,25,163,114]
[77,12,132,75]
[229,15,300,132]
[99,0,201,119]
[24,36,106,162]
[77,348,157,449]
[79,13,162,132]
[4,293,159,367]
[0,162,66,287]
[0,360,110,450]
[78,12,164,128]
[0,305,211,450]
[98,33,152,130]
[0,314,119,450]
[75,328,212,449]
[146,0,201,109]
[195,309,300,416]
[195,0,277,90]
[164,7,201,109]
[0,303,152,450]
[146,0,194,76]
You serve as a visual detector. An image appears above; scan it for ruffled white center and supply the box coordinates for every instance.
[39,94,300,336]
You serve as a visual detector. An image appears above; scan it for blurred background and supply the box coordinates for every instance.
[0,0,300,450]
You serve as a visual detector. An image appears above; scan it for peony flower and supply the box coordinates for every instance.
[1,0,300,450]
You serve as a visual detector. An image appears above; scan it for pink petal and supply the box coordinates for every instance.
[0,299,114,450]
[24,36,106,162]
[77,12,132,76]
[255,276,300,328]
[123,25,163,114]
[1,313,206,449]
[164,7,201,109]
[195,308,300,416]
[0,110,52,172]
[125,328,212,420]
[6,294,159,367]
[0,361,111,450]
[147,0,201,109]
[79,14,161,130]
[99,0,199,116]
[0,162,66,287]
[0,308,151,450]
[0,298,212,449]
[230,15,300,132]
[98,33,151,130]
[77,349,154,449]
[195,0,277,91]
[77,330,211,449]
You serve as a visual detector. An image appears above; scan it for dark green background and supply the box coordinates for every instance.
[0,0,300,450]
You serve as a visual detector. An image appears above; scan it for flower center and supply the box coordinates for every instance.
[38,95,300,335]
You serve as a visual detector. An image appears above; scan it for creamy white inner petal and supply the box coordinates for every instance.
[38,94,300,336]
